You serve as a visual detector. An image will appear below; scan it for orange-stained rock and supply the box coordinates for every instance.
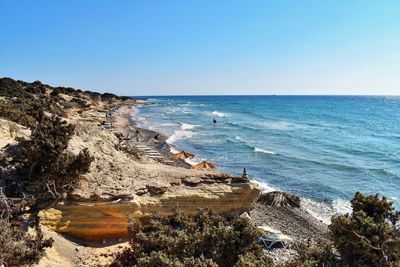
[39,181,260,244]
[38,111,261,244]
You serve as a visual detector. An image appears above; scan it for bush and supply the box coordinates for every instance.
[17,114,93,205]
[283,241,339,267]
[0,191,53,266]
[111,210,274,267]
[330,192,400,266]
[0,218,53,266]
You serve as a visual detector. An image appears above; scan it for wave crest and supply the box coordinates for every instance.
[180,122,198,130]
[235,136,277,155]
[212,111,226,117]
[166,123,197,144]
[254,147,277,155]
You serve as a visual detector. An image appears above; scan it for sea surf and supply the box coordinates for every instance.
[133,95,400,222]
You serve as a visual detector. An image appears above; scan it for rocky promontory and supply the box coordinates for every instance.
[37,105,260,244]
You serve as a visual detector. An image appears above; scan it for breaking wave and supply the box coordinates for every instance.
[212,111,226,117]
[166,123,197,144]
[235,136,277,155]
[254,147,277,155]
[180,122,198,130]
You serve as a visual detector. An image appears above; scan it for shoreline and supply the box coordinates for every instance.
[126,104,330,216]
[128,99,354,225]
[119,103,330,244]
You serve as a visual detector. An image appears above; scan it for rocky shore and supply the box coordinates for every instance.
[0,82,328,265]
[38,104,261,245]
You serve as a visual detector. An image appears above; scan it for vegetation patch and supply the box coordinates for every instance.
[111,209,274,267]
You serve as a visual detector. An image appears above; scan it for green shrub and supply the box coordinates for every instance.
[111,210,274,267]
[330,192,400,266]
[0,218,53,266]
[17,114,93,204]
[0,193,53,266]
[282,241,339,267]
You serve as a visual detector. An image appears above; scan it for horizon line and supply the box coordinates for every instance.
[132,94,400,97]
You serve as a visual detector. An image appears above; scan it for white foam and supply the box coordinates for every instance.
[301,198,335,225]
[212,111,226,117]
[332,198,352,215]
[235,136,244,142]
[184,157,198,165]
[180,122,198,130]
[166,129,195,144]
[169,147,180,154]
[235,136,253,144]
[159,123,177,127]
[253,180,352,225]
[263,121,305,131]
[255,180,278,193]
[182,108,191,114]
[254,147,277,155]
[129,106,140,114]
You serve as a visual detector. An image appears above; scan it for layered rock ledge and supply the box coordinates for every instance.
[38,111,260,243]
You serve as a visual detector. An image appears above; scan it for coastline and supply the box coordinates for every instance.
[123,102,329,243]
[130,98,358,225]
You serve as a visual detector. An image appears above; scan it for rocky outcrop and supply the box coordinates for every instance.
[39,180,259,244]
[39,118,260,244]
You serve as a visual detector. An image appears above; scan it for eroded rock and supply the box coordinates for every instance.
[182,177,202,186]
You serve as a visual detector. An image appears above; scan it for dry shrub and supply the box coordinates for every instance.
[111,210,274,267]
[16,114,93,206]
[0,191,53,266]
[0,218,53,266]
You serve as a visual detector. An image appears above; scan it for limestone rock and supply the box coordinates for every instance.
[182,177,202,186]
[146,183,170,195]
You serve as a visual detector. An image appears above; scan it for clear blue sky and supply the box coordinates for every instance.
[1,0,399,95]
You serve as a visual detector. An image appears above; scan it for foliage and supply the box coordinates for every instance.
[0,99,37,128]
[0,77,133,128]
[0,218,53,266]
[0,192,53,266]
[235,252,276,267]
[16,114,93,205]
[111,210,274,267]
[282,241,339,267]
[329,192,400,266]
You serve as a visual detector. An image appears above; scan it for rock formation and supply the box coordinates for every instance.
[38,111,260,244]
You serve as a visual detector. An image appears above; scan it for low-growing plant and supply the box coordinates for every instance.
[282,241,339,267]
[0,191,53,266]
[16,114,93,207]
[330,192,400,266]
[111,210,274,267]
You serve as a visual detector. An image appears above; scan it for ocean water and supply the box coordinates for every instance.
[133,96,400,222]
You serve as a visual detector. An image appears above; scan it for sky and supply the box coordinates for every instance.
[1,0,400,96]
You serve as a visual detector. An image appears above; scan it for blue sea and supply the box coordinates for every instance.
[134,96,400,222]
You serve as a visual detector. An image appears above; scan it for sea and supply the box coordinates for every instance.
[133,95,400,223]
